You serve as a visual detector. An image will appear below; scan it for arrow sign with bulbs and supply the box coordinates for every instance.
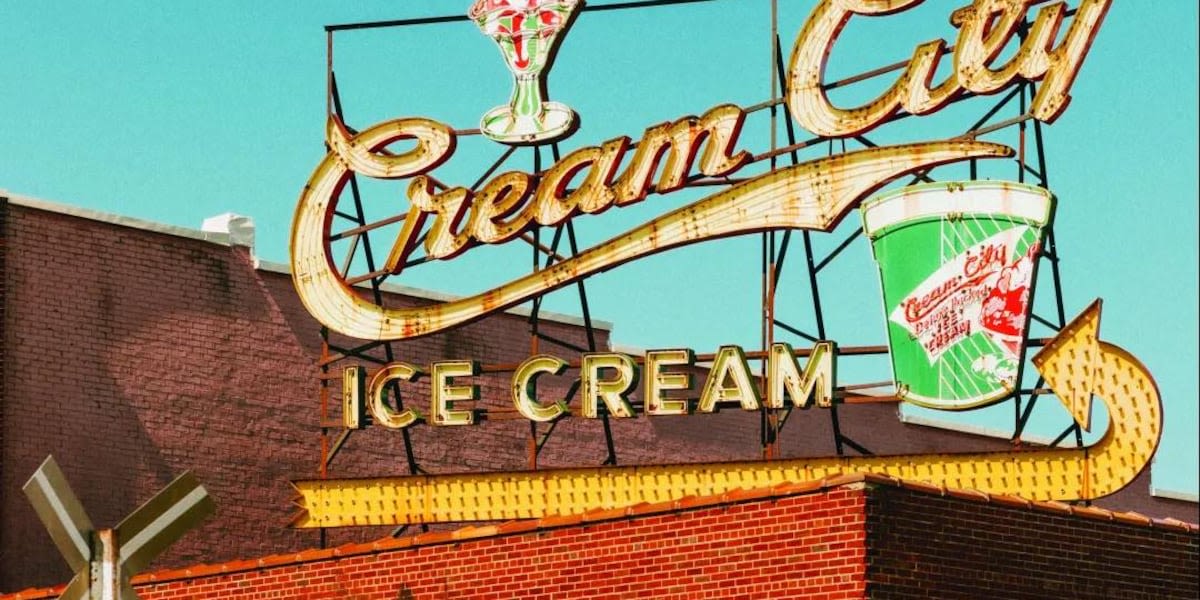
[291,300,1162,528]
[1031,299,1162,499]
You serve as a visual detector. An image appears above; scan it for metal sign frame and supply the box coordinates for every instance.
[297,0,1141,537]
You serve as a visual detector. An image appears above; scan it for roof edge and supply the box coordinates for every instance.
[255,259,613,332]
[6,471,1194,598]
[4,192,232,247]
[2,193,612,333]
[126,474,872,588]
[1151,487,1200,504]
[131,472,1199,589]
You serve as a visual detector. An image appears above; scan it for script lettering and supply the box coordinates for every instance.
[294,134,1009,340]
[787,0,1111,137]
[381,104,750,270]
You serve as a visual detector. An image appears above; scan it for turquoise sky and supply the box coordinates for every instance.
[2,1,1195,495]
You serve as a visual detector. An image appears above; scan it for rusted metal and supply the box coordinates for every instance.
[294,138,1009,341]
[763,0,779,456]
[787,0,1109,137]
[963,113,1036,139]
[324,429,353,468]
[324,343,920,379]
[842,394,899,404]
[319,328,330,479]
[318,80,428,500]
[402,341,1055,376]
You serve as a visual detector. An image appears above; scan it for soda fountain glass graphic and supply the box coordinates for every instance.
[470,0,580,144]
[861,181,1055,410]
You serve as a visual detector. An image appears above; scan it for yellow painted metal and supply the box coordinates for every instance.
[293,138,1009,341]
[342,366,366,429]
[1032,300,1101,431]
[580,353,638,419]
[1031,300,1161,499]
[511,355,570,422]
[697,345,760,412]
[291,447,1085,527]
[643,349,693,416]
[367,363,423,429]
[291,301,1161,528]
[766,341,835,409]
[430,361,478,427]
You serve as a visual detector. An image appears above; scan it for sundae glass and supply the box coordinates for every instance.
[469,0,581,144]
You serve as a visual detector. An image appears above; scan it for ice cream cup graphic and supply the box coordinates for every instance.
[861,181,1055,410]
[470,0,581,144]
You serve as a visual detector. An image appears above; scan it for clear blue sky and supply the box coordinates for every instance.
[2,1,1195,495]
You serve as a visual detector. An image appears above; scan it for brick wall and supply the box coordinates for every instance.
[0,203,323,588]
[865,485,1200,599]
[5,481,1194,599]
[1,201,649,589]
[0,201,1025,592]
[15,485,869,600]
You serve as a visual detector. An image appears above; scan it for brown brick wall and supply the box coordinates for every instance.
[5,483,1194,599]
[0,198,7,557]
[864,485,1200,599]
[2,202,659,589]
[0,204,324,589]
[0,202,802,591]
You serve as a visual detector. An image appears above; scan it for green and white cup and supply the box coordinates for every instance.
[861,181,1055,410]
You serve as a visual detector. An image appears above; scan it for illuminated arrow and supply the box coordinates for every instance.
[1031,299,1162,499]
[23,456,215,600]
[289,301,1161,527]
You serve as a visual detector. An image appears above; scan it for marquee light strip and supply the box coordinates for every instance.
[290,302,1160,527]
[292,138,1009,341]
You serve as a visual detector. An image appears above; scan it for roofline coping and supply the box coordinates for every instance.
[1152,487,1200,504]
[2,192,612,333]
[7,472,1195,598]
[900,409,1056,446]
[4,192,233,247]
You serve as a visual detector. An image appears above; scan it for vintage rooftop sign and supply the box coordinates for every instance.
[469,0,582,143]
[288,0,1162,518]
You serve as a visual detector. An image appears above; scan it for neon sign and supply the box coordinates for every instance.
[339,343,835,431]
[291,0,1112,343]
[789,0,1111,136]
[287,0,1164,511]
[863,181,1054,409]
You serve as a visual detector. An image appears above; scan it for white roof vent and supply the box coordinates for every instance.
[201,213,255,250]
